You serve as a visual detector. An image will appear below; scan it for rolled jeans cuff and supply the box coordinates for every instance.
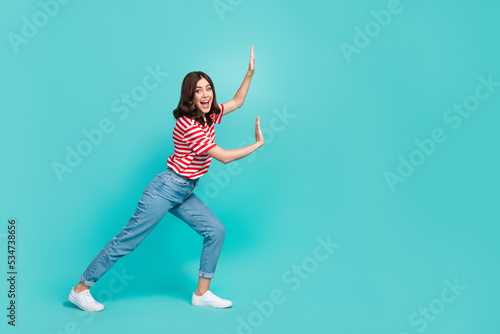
[198,271,215,279]
[80,275,96,287]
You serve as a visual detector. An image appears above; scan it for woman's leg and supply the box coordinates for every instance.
[78,173,180,287]
[169,193,226,283]
[70,174,174,311]
[70,169,199,311]
[169,193,231,308]
[195,277,212,296]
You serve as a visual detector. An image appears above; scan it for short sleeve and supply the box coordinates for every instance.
[183,125,216,155]
[211,104,223,124]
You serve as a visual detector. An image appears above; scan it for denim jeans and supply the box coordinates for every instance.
[80,168,225,287]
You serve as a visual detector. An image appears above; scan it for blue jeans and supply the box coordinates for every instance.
[80,168,225,287]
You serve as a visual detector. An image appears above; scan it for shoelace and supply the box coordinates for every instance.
[204,291,224,301]
[81,290,100,305]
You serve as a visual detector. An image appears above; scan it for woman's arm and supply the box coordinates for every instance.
[207,116,264,164]
[222,45,255,116]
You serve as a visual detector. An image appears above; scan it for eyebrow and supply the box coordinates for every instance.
[196,85,211,88]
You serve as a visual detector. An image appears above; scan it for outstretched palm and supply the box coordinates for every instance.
[248,45,255,75]
[255,116,264,144]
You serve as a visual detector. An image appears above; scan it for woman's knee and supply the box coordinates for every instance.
[211,222,226,240]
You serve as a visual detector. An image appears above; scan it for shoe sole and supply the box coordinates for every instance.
[192,300,232,308]
[68,294,104,312]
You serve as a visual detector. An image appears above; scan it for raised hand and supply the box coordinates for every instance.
[248,45,255,76]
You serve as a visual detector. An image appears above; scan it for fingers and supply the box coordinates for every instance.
[249,45,255,73]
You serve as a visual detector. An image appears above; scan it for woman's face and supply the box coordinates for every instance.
[193,77,213,115]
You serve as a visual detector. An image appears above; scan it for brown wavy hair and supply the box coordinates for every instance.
[173,71,221,127]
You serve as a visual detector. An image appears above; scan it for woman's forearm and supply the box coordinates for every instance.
[232,71,254,108]
[207,141,263,164]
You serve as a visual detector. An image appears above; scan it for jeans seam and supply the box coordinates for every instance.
[184,180,197,200]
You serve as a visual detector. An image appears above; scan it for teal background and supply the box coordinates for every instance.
[1,0,499,333]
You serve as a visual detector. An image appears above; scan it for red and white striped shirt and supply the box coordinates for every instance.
[167,104,224,179]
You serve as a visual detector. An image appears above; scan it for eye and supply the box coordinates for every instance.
[207,87,212,91]
[195,89,201,93]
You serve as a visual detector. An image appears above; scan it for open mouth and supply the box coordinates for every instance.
[200,100,210,109]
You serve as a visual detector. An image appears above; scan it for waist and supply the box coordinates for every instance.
[165,167,201,182]
[166,157,210,179]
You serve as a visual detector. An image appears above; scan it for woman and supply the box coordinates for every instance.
[69,46,263,311]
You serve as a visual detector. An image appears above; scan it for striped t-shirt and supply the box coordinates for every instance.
[167,104,224,179]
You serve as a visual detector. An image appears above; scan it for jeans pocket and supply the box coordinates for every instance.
[168,173,190,186]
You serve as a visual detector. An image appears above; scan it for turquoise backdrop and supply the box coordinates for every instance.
[1,0,499,333]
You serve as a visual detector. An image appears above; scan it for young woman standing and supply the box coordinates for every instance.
[69,46,262,311]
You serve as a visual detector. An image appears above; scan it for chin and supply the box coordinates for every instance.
[198,106,211,114]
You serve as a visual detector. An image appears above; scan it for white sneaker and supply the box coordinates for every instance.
[68,288,104,312]
[191,290,232,308]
